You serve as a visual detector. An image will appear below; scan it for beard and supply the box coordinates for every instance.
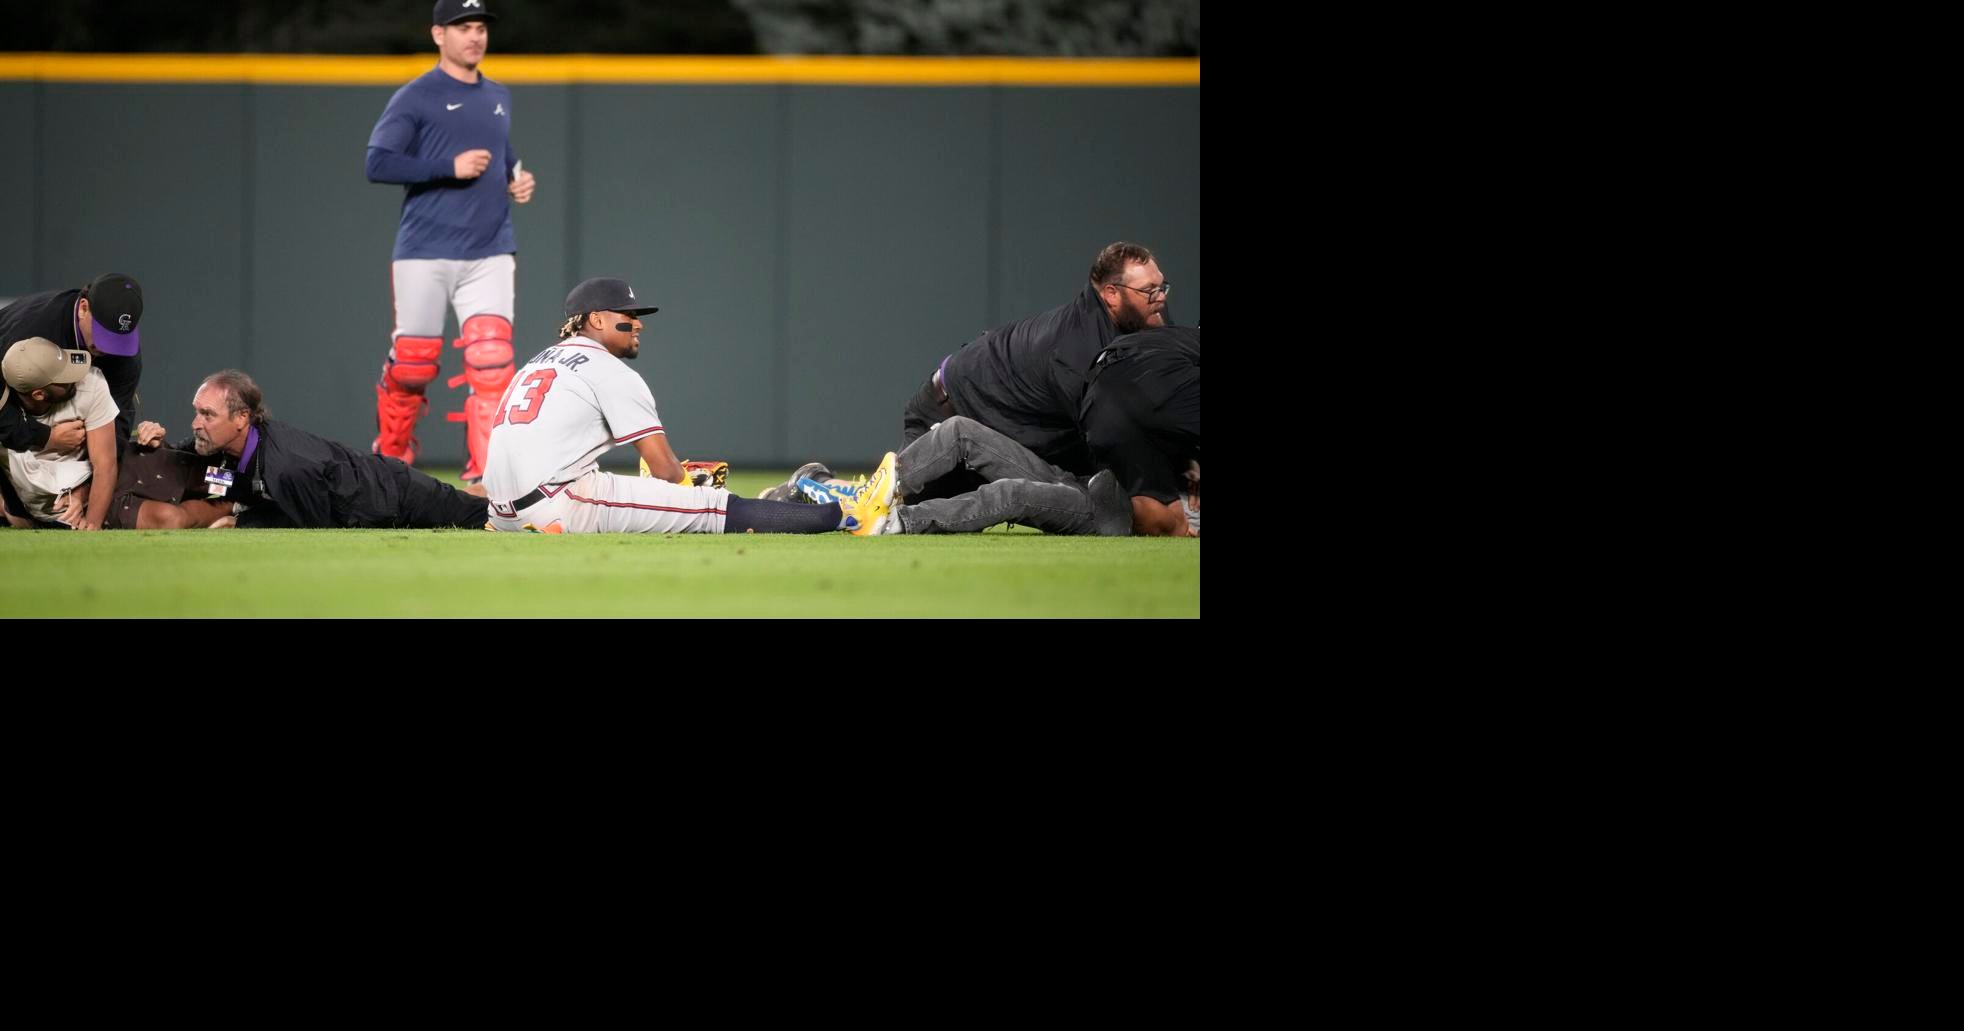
[22,385,72,415]
[1113,305,1151,334]
[193,434,219,456]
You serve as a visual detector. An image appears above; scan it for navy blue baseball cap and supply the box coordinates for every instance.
[565,277,659,317]
[434,0,498,25]
[84,273,143,357]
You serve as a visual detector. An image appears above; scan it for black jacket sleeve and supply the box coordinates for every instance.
[235,502,295,529]
[1,395,54,452]
[1079,326,1201,502]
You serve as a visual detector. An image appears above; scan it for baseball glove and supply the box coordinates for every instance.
[638,456,729,488]
[683,460,729,489]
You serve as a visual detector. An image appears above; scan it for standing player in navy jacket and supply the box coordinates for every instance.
[365,0,538,484]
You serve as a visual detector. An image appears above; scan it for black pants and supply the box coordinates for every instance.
[901,374,957,447]
[380,462,490,528]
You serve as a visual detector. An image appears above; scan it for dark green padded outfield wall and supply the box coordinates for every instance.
[0,75,1197,468]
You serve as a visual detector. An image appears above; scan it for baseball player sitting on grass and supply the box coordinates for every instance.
[482,276,897,535]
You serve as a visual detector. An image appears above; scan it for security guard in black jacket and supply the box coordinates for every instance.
[143,369,487,529]
[903,241,1176,480]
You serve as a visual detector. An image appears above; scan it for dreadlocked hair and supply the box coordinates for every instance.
[559,312,591,340]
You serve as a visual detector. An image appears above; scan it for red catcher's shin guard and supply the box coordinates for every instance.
[445,314,514,482]
[375,335,443,465]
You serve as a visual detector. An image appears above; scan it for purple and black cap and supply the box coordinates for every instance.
[84,273,143,357]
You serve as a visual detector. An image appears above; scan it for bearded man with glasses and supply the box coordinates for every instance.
[899,241,1176,491]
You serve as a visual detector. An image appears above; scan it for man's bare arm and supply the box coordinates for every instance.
[1129,496,1194,537]
[77,422,118,530]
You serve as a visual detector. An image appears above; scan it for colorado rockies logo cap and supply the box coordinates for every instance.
[565,276,660,317]
[3,337,93,393]
[433,0,499,25]
[83,272,143,357]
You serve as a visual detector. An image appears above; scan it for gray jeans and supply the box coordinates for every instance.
[894,417,1127,535]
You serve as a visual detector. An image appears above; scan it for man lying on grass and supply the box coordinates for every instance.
[47,370,492,530]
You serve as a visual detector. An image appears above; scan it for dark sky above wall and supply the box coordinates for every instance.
[1,0,1199,55]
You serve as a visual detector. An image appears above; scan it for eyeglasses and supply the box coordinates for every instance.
[1108,281,1171,301]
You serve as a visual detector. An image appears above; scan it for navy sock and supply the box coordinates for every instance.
[724,496,845,534]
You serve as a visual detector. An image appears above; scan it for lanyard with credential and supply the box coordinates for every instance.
[205,426,258,498]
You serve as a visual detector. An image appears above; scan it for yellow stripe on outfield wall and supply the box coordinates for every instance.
[0,54,1199,86]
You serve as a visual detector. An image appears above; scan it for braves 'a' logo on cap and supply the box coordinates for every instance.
[118,314,132,331]
[463,0,482,7]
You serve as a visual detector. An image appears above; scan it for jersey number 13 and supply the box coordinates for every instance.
[496,368,558,426]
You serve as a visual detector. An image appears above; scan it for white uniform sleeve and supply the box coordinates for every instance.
[597,367,664,446]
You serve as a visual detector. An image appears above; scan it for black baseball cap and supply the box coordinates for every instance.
[84,273,143,357]
[564,277,659,317]
[433,0,498,25]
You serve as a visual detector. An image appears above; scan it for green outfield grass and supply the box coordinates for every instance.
[1,468,1199,618]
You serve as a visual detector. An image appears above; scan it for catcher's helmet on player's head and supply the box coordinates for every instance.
[564,277,660,317]
[434,0,499,25]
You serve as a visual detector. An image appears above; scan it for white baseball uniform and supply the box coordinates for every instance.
[392,255,515,338]
[481,338,729,533]
[4,368,118,524]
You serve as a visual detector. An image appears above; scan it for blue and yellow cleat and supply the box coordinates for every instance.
[848,452,899,537]
[796,476,858,505]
